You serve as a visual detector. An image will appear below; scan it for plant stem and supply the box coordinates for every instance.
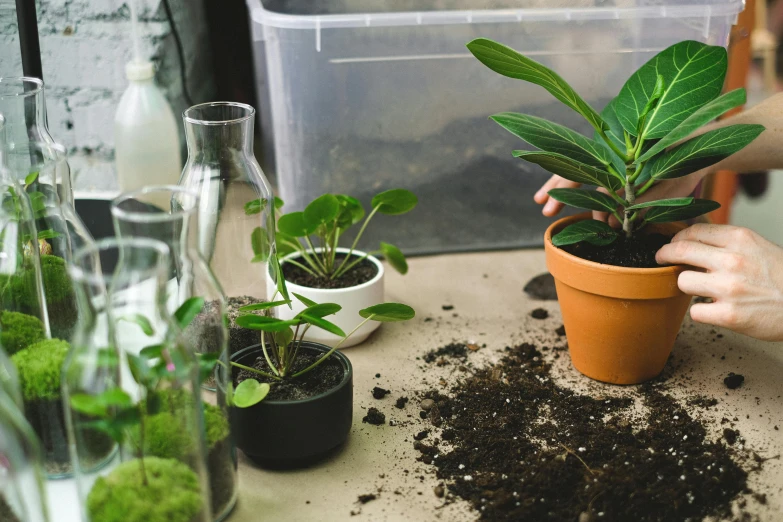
[607,188,628,206]
[332,250,381,280]
[285,258,319,277]
[598,130,631,163]
[260,333,279,377]
[622,179,635,239]
[635,178,656,198]
[229,361,281,381]
[290,316,374,378]
[334,206,380,277]
[304,236,327,276]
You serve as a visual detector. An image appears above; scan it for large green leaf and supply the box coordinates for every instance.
[626,197,694,211]
[491,112,612,168]
[614,41,728,139]
[359,303,415,322]
[551,220,619,247]
[292,293,317,307]
[296,303,341,319]
[380,242,407,275]
[300,314,346,337]
[595,100,630,173]
[547,188,618,213]
[467,38,606,132]
[303,194,340,228]
[371,189,418,215]
[278,212,317,237]
[512,151,623,191]
[335,195,365,229]
[232,380,270,408]
[637,88,747,162]
[646,124,764,181]
[644,199,720,223]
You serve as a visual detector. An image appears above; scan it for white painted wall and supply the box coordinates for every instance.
[0,0,215,193]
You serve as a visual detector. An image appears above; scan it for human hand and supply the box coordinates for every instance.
[656,224,783,341]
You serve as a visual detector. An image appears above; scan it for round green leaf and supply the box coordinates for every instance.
[551,220,619,247]
[233,380,270,408]
[335,195,365,228]
[274,197,284,209]
[359,303,415,322]
[235,315,297,332]
[304,194,340,228]
[380,242,408,275]
[278,212,317,237]
[274,327,294,349]
[372,189,418,215]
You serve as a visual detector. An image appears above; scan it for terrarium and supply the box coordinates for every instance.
[63,237,212,522]
[178,102,276,356]
[111,185,237,520]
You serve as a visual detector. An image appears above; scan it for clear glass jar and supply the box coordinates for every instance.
[0,394,50,522]
[0,77,72,206]
[178,102,276,356]
[110,185,236,520]
[63,237,211,522]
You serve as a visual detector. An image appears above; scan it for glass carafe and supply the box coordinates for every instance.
[63,237,211,522]
[0,77,72,206]
[178,102,276,356]
[0,394,50,522]
[110,186,236,520]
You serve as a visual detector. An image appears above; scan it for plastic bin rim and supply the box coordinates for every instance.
[247,0,744,29]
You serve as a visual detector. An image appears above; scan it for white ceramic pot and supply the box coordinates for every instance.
[268,248,385,347]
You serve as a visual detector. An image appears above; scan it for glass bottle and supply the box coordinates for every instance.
[178,102,276,356]
[111,185,236,521]
[0,77,72,206]
[0,394,50,522]
[63,237,211,522]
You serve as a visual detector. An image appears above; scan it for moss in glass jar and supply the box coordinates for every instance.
[0,310,46,355]
[11,255,77,340]
[86,457,203,522]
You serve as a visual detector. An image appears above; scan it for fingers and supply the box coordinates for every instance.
[534,176,580,217]
[690,302,744,331]
[656,240,724,271]
[672,224,754,248]
[677,270,715,297]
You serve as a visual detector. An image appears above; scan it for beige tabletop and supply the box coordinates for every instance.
[229,249,783,522]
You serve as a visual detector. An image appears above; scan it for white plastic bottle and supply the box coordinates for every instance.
[114,60,182,208]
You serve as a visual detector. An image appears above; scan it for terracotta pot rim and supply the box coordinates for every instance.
[544,213,685,275]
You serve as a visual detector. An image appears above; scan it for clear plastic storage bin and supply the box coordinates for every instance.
[248,0,744,254]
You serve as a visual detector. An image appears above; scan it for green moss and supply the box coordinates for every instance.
[11,339,70,401]
[87,457,203,522]
[0,310,46,355]
[11,255,77,340]
[38,255,74,304]
[203,402,229,448]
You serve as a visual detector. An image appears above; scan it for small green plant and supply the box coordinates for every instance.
[230,293,415,408]
[270,190,417,280]
[467,39,763,245]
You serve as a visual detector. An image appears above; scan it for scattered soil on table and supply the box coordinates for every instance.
[372,387,390,399]
[423,343,468,363]
[442,305,455,311]
[723,428,740,446]
[395,396,409,409]
[555,324,566,337]
[560,233,672,268]
[225,296,263,354]
[235,352,343,401]
[282,254,377,289]
[523,273,558,300]
[0,495,20,522]
[530,308,549,320]
[724,372,745,390]
[357,493,378,504]
[688,396,719,408]
[413,342,755,521]
[363,407,385,425]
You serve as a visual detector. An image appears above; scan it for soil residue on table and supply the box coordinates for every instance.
[724,372,745,390]
[560,233,672,268]
[235,352,343,401]
[530,308,549,320]
[423,343,468,364]
[413,342,758,521]
[523,273,558,301]
[363,407,386,425]
[282,254,378,289]
[372,387,390,399]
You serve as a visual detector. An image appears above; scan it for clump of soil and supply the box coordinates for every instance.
[724,372,745,389]
[523,273,557,300]
[282,254,378,289]
[442,305,455,311]
[0,495,20,522]
[225,296,263,354]
[723,428,740,445]
[415,343,752,521]
[235,352,343,401]
[560,233,672,268]
[688,396,719,408]
[358,493,378,504]
[555,324,566,337]
[423,343,468,363]
[395,397,409,409]
[363,407,385,425]
[372,387,390,399]
[530,308,549,320]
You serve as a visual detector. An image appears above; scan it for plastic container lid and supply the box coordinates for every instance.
[125,60,155,81]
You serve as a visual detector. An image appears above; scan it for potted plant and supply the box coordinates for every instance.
[227,288,414,466]
[269,189,416,347]
[467,38,763,384]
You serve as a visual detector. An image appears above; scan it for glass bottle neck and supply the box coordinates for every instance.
[0,80,52,149]
[184,117,254,160]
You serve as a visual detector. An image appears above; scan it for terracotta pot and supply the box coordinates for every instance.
[544,213,692,385]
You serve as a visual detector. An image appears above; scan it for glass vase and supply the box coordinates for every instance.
[110,185,236,520]
[0,77,72,206]
[178,102,276,356]
[0,394,50,522]
[63,237,211,522]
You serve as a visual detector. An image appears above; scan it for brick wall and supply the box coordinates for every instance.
[0,0,216,193]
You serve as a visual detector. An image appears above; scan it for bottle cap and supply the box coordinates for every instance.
[125,60,155,81]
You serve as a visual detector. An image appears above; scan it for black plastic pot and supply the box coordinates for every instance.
[229,342,353,468]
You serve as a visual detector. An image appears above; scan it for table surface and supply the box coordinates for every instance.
[48,249,783,522]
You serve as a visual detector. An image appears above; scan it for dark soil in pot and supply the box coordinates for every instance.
[411,341,758,521]
[236,351,344,400]
[282,253,378,289]
[0,495,20,522]
[25,398,71,476]
[560,232,672,268]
